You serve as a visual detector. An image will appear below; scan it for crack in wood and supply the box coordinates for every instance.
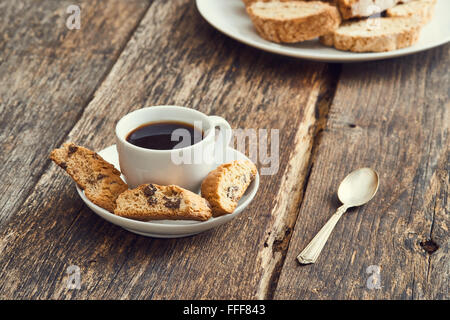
[257,64,342,300]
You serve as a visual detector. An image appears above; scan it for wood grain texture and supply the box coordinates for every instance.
[275,45,449,299]
[0,0,151,224]
[0,0,336,299]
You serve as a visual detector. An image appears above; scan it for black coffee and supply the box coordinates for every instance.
[126,121,204,150]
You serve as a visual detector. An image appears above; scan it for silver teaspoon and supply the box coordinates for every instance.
[297,168,379,265]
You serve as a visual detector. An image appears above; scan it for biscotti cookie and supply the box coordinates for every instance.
[201,160,257,217]
[243,0,300,6]
[114,184,212,221]
[337,0,413,20]
[243,0,276,6]
[386,0,436,25]
[246,1,341,43]
[243,0,336,6]
[319,16,422,52]
[50,142,128,212]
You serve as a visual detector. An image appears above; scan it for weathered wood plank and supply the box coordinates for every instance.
[0,0,151,224]
[275,45,449,299]
[0,0,337,299]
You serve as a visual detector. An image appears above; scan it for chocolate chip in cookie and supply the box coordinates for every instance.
[163,196,181,209]
[143,184,157,197]
[226,186,240,201]
[68,145,78,155]
[147,197,158,206]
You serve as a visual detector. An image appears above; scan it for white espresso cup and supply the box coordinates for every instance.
[115,106,232,191]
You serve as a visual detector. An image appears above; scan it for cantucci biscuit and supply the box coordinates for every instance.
[386,0,436,25]
[115,184,212,221]
[337,0,413,20]
[50,143,128,212]
[319,17,422,52]
[246,1,341,43]
[201,160,257,217]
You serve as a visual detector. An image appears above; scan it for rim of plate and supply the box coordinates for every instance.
[195,0,450,62]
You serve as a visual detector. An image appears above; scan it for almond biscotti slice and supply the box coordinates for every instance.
[50,142,128,212]
[243,0,280,6]
[114,184,212,221]
[337,0,413,20]
[201,160,257,217]
[243,0,336,6]
[246,1,341,43]
[386,0,436,25]
[319,16,422,52]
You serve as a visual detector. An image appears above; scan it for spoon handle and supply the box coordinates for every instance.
[297,205,348,264]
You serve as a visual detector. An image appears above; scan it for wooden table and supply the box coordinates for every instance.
[0,0,448,300]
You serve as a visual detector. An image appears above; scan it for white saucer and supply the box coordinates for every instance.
[196,0,450,62]
[76,145,260,238]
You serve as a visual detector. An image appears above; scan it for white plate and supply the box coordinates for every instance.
[76,145,259,238]
[196,0,450,62]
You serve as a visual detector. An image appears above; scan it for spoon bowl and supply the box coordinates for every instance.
[337,168,379,208]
